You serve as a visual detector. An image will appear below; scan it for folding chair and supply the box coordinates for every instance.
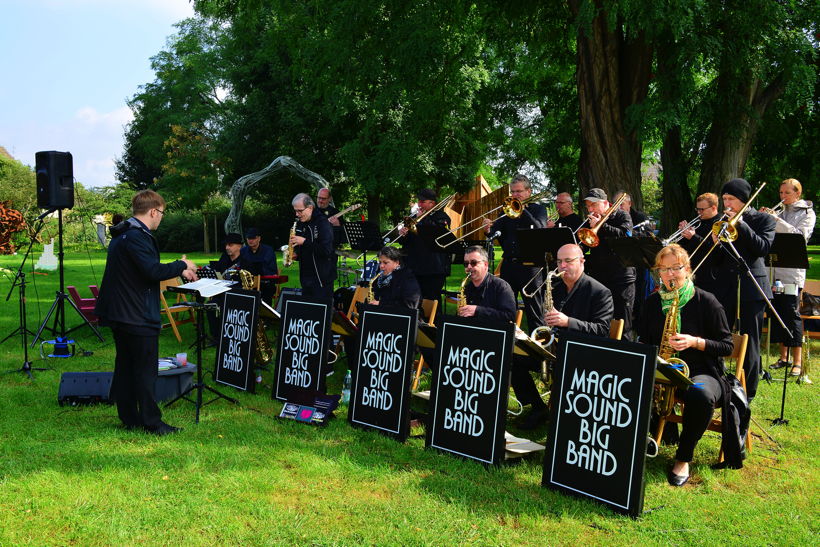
[159,277,196,343]
[67,285,98,324]
[654,332,751,461]
[412,299,439,391]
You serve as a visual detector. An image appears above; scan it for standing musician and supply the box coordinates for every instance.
[399,188,452,304]
[512,243,614,429]
[713,178,775,403]
[761,178,815,378]
[678,193,723,298]
[546,192,583,232]
[290,193,337,300]
[615,191,649,231]
[482,174,548,331]
[637,244,734,486]
[582,188,636,339]
[316,187,345,246]
[369,246,421,310]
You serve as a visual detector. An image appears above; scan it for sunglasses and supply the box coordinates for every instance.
[464,260,484,267]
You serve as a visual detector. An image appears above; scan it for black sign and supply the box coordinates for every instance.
[215,289,258,392]
[542,331,656,517]
[426,315,514,465]
[273,294,333,401]
[348,305,418,441]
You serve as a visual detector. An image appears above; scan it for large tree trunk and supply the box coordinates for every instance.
[698,74,786,197]
[571,0,652,209]
[659,127,695,235]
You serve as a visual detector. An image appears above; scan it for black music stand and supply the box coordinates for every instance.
[607,237,662,270]
[164,283,240,424]
[345,221,382,284]
[764,232,809,424]
[517,227,575,267]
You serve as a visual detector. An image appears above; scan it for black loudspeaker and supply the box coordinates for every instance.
[36,150,74,210]
[58,371,113,406]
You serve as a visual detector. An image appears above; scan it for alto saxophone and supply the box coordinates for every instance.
[238,269,273,365]
[654,280,690,416]
[282,221,297,267]
[530,268,564,384]
[457,274,470,310]
[364,272,382,304]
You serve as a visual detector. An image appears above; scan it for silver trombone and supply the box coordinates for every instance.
[661,214,701,246]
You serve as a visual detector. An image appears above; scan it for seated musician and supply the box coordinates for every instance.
[240,227,279,304]
[212,233,245,274]
[513,243,614,430]
[369,246,421,310]
[637,244,733,487]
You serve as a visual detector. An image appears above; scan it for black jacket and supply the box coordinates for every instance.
[555,212,583,232]
[373,267,421,310]
[584,208,636,284]
[491,202,548,259]
[296,209,337,289]
[401,209,452,276]
[465,274,517,323]
[719,209,775,302]
[551,273,614,338]
[95,218,187,332]
[680,214,724,297]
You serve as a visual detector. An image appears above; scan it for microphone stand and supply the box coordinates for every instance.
[719,234,793,425]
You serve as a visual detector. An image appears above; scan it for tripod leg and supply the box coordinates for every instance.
[62,292,105,341]
[31,295,61,348]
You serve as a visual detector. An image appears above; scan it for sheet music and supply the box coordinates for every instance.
[180,278,236,297]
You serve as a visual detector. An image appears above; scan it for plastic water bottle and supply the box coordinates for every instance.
[773,279,784,294]
[341,370,352,404]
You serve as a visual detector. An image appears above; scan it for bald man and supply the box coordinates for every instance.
[546,192,583,232]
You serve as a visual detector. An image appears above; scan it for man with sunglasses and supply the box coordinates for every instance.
[289,193,336,301]
[513,244,614,429]
[457,245,516,322]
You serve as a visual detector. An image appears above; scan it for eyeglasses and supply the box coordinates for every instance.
[464,259,485,267]
[656,265,686,274]
[695,207,709,213]
[556,257,580,265]
[154,208,165,215]
[293,208,306,214]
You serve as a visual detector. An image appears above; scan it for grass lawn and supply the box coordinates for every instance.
[0,247,817,545]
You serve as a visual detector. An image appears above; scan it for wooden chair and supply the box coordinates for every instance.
[346,286,370,324]
[67,286,98,324]
[514,309,523,327]
[412,299,439,391]
[654,333,751,461]
[609,318,624,340]
[799,279,820,378]
[159,277,196,343]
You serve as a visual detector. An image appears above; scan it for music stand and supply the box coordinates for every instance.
[764,232,809,424]
[345,221,382,283]
[517,227,575,267]
[164,282,240,424]
[607,237,662,270]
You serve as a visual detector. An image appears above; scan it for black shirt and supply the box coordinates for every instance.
[464,274,517,323]
[373,267,421,310]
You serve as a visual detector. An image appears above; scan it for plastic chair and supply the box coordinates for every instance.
[67,286,98,324]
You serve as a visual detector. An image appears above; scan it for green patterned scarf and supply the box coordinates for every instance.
[658,277,695,334]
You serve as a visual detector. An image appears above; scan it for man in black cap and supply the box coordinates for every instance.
[714,178,775,403]
[212,233,245,274]
[482,174,549,332]
[581,187,635,339]
[399,188,452,305]
[241,227,279,304]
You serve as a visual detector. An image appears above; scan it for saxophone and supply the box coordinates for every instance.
[457,274,470,310]
[364,272,382,304]
[654,280,690,416]
[282,221,297,267]
[530,268,564,384]
[238,269,273,366]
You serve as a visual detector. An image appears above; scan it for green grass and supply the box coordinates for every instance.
[0,248,818,545]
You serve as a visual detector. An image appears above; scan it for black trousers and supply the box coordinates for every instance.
[770,291,803,347]
[611,279,635,340]
[510,356,547,410]
[302,284,335,301]
[111,328,162,429]
[500,260,544,331]
[676,374,722,462]
[416,274,447,303]
[739,299,765,402]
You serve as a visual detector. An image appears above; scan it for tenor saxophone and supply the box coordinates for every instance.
[238,269,273,365]
[457,274,470,310]
[654,280,690,416]
[530,268,564,384]
[282,221,297,267]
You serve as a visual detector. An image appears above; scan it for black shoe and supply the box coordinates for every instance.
[667,468,690,487]
[769,359,790,370]
[146,422,182,436]
[519,406,549,430]
[120,423,141,431]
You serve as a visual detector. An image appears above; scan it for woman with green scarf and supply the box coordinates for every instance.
[638,244,733,487]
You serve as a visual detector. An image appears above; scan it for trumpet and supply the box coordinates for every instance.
[576,192,628,248]
[761,200,785,216]
[435,190,551,248]
[691,182,766,275]
[662,214,701,246]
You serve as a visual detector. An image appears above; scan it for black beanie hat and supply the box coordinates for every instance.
[721,178,751,203]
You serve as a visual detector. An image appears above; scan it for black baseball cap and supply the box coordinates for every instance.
[583,188,607,203]
[244,227,260,239]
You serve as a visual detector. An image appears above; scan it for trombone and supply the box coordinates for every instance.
[662,214,701,246]
[435,190,551,248]
[375,193,456,250]
[576,192,628,248]
[691,182,766,275]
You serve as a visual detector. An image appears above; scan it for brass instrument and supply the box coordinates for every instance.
[661,214,701,246]
[761,199,785,216]
[576,192,628,248]
[654,280,690,417]
[364,272,382,304]
[380,193,456,248]
[546,203,559,223]
[530,269,565,385]
[435,190,551,248]
[457,274,470,310]
[237,269,273,366]
[282,221,297,267]
[691,182,766,275]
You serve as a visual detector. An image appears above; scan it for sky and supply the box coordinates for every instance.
[0,0,196,188]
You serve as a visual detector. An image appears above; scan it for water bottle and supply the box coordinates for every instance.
[341,370,352,404]
[773,279,784,294]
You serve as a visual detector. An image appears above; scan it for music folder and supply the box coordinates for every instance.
[655,357,695,387]
[517,227,574,267]
[765,232,809,269]
[170,278,236,298]
[513,327,555,360]
[608,237,662,269]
